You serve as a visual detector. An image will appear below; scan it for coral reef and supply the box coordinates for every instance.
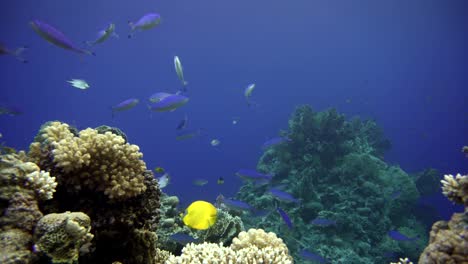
[166,228,293,264]
[33,212,93,263]
[236,106,425,263]
[1,121,162,264]
[28,121,146,200]
[418,172,468,264]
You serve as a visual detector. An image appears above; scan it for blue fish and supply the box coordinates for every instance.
[222,198,254,211]
[175,128,202,141]
[111,98,139,117]
[128,13,161,38]
[235,169,272,181]
[299,249,329,263]
[0,43,27,63]
[388,230,419,241]
[389,191,402,200]
[149,94,189,112]
[261,137,291,149]
[149,92,172,103]
[169,233,200,245]
[176,114,188,130]
[30,20,94,56]
[276,207,293,229]
[310,217,337,227]
[269,188,300,203]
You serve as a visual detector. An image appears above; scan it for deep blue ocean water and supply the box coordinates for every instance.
[1,0,467,220]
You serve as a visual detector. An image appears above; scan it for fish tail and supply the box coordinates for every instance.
[14,46,28,63]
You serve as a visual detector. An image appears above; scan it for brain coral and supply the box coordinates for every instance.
[28,121,147,200]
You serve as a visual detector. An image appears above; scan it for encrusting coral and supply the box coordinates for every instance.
[417,171,468,263]
[166,228,293,264]
[28,121,146,200]
[33,212,93,264]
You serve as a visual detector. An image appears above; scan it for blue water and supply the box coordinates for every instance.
[1,0,467,218]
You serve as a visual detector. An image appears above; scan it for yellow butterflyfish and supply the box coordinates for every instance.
[182,200,217,230]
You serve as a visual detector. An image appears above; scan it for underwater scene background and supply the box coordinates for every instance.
[1,0,467,263]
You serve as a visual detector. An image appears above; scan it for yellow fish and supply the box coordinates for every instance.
[154,166,165,174]
[183,200,217,230]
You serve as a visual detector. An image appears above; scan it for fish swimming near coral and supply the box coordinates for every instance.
[235,169,272,181]
[269,188,300,203]
[157,173,170,189]
[276,207,293,229]
[128,13,161,38]
[310,217,337,227]
[175,128,202,141]
[0,104,23,116]
[192,179,208,186]
[183,200,217,230]
[299,249,329,263]
[210,139,220,147]
[388,230,419,241]
[30,20,95,56]
[174,55,188,87]
[0,43,27,63]
[111,98,139,118]
[169,233,200,245]
[85,23,119,46]
[149,94,189,112]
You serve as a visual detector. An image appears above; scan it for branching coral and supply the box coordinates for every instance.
[166,228,293,264]
[28,121,147,200]
[441,173,468,206]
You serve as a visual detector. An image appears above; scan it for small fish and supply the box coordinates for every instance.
[149,92,172,103]
[232,117,240,125]
[193,179,208,186]
[244,83,255,106]
[235,169,272,181]
[149,94,189,112]
[169,233,200,245]
[86,23,118,46]
[269,188,300,203]
[217,177,224,185]
[389,190,402,200]
[128,13,161,38]
[0,104,23,116]
[299,249,328,263]
[176,128,202,141]
[276,207,293,229]
[30,20,95,56]
[174,56,188,87]
[310,217,337,227]
[176,114,188,130]
[210,139,220,147]
[154,167,165,174]
[157,173,170,189]
[221,198,254,211]
[0,43,27,63]
[388,230,419,241]
[67,79,89,90]
[261,137,291,149]
[111,98,139,117]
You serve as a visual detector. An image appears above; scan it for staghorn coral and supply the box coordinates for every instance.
[441,173,468,206]
[33,211,93,264]
[166,228,293,264]
[28,121,146,200]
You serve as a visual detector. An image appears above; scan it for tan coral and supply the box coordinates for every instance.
[418,211,468,264]
[28,121,147,200]
[441,174,468,205]
[166,228,293,264]
[0,153,57,200]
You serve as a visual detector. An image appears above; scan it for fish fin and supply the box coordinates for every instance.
[14,46,28,63]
